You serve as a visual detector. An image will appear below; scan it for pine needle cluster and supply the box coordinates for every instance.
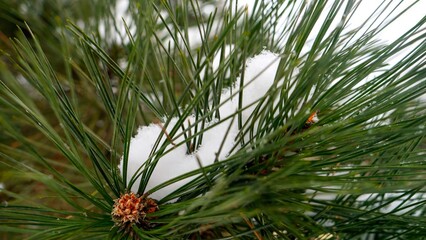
[0,0,425,239]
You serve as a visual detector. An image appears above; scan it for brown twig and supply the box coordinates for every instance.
[241,213,263,240]
[156,122,176,147]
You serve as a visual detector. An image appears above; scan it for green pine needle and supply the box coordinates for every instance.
[1,0,425,239]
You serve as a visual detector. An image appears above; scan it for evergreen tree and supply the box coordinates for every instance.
[0,0,425,239]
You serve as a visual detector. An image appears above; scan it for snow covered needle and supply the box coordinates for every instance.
[122,50,296,200]
[111,192,158,231]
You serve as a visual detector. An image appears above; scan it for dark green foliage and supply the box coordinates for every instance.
[0,0,425,239]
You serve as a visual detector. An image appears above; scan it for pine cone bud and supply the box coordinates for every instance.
[111,192,158,230]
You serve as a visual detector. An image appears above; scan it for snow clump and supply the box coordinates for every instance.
[121,50,282,200]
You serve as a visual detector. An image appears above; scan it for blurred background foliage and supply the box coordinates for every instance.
[0,0,115,225]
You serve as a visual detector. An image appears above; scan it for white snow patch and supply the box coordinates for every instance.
[201,4,217,17]
[123,115,239,200]
[98,0,135,44]
[357,192,425,215]
[121,51,284,200]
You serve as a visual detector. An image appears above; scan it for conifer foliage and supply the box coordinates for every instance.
[0,0,425,239]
